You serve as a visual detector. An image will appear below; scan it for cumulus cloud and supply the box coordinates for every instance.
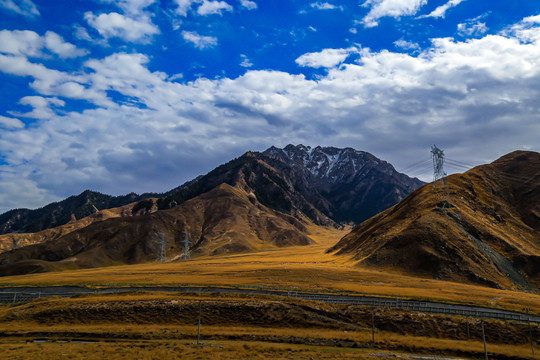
[418,0,465,19]
[0,0,39,18]
[182,30,218,48]
[43,32,89,58]
[0,30,87,58]
[2,16,540,213]
[0,115,24,129]
[197,0,233,16]
[174,0,196,16]
[12,96,65,119]
[361,0,427,28]
[240,0,257,10]
[295,47,358,68]
[85,11,159,43]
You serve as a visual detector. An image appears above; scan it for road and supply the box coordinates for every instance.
[0,285,539,324]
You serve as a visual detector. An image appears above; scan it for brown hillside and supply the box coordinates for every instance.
[0,184,313,275]
[0,200,158,253]
[328,151,540,290]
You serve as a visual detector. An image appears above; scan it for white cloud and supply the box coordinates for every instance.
[240,0,257,10]
[182,30,218,49]
[44,32,89,58]
[2,16,540,213]
[0,115,24,129]
[101,0,156,15]
[0,30,87,59]
[197,0,233,15]
[361,0,427,27]
[73,24,94,42]
[523,14,540,24]
[240,54,253,68]
[174,0,196,16]
[418,0,465,19]
[295,47,358,68]
[85,11,159,43]
[458,20,488,37]
[0,0,39,18]
[12,96,65,119]
[0,30,43,57]
[310,2,341,10]
[394,39,419,50]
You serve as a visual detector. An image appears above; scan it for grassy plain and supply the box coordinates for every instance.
[0,226,539,315]
[0,292,538,359]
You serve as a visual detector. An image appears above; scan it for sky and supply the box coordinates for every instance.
[0,0,540,213]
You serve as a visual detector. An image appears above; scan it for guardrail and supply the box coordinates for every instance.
[287,293,540,324]
[1,289,538,325]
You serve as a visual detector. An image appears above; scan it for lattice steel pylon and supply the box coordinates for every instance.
[182,231,191,260]
[156,231,167,263]
[431,145,449,205]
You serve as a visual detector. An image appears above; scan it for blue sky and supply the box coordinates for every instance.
[1,0,540,213]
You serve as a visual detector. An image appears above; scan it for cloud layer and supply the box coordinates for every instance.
[1,2,540,214]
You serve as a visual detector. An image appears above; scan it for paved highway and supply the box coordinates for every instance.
[0,286,539,324]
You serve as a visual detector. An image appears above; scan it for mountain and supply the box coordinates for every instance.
[0,190,157,235]
[328,151,540,290]
[264,145,424,223]
[0,146,423,276]
[0,183,312,275]
[0,199,158,253]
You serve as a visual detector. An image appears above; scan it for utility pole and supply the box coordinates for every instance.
[482,318,488,360]
[197,300,202,345]
[527,308,535,356]
[183,231,191,260]
[371,307,375,345]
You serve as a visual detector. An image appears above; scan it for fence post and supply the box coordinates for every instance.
[482,318,488,360]
[371,307,375,345]
[527,309,535,356]
[12,293,17,303]
[197,300,202,345]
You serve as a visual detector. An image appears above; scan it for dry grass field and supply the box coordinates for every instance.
[0,226,539,315]
[0,292,538,359]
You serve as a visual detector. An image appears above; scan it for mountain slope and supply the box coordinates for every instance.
[0,190,158,235]
[264,144,424,223]
[0,199,158,253]
[0,183,313,275]
[328,151,540,290]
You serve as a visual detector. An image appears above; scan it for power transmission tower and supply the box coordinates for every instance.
[156,231,168,263]
[431,144,447,185]
[182,231,191,260]
[431,145,449,205]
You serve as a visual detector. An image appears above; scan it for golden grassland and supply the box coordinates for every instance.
[0,226,539,315]
[0,292,538,359]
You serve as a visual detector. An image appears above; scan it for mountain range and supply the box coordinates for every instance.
[0,145,423,275]
[2,145,538,292]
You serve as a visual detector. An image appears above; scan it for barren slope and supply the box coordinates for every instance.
[0,200,158,253]
[0,184,313,275]
[329,151,540,290]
